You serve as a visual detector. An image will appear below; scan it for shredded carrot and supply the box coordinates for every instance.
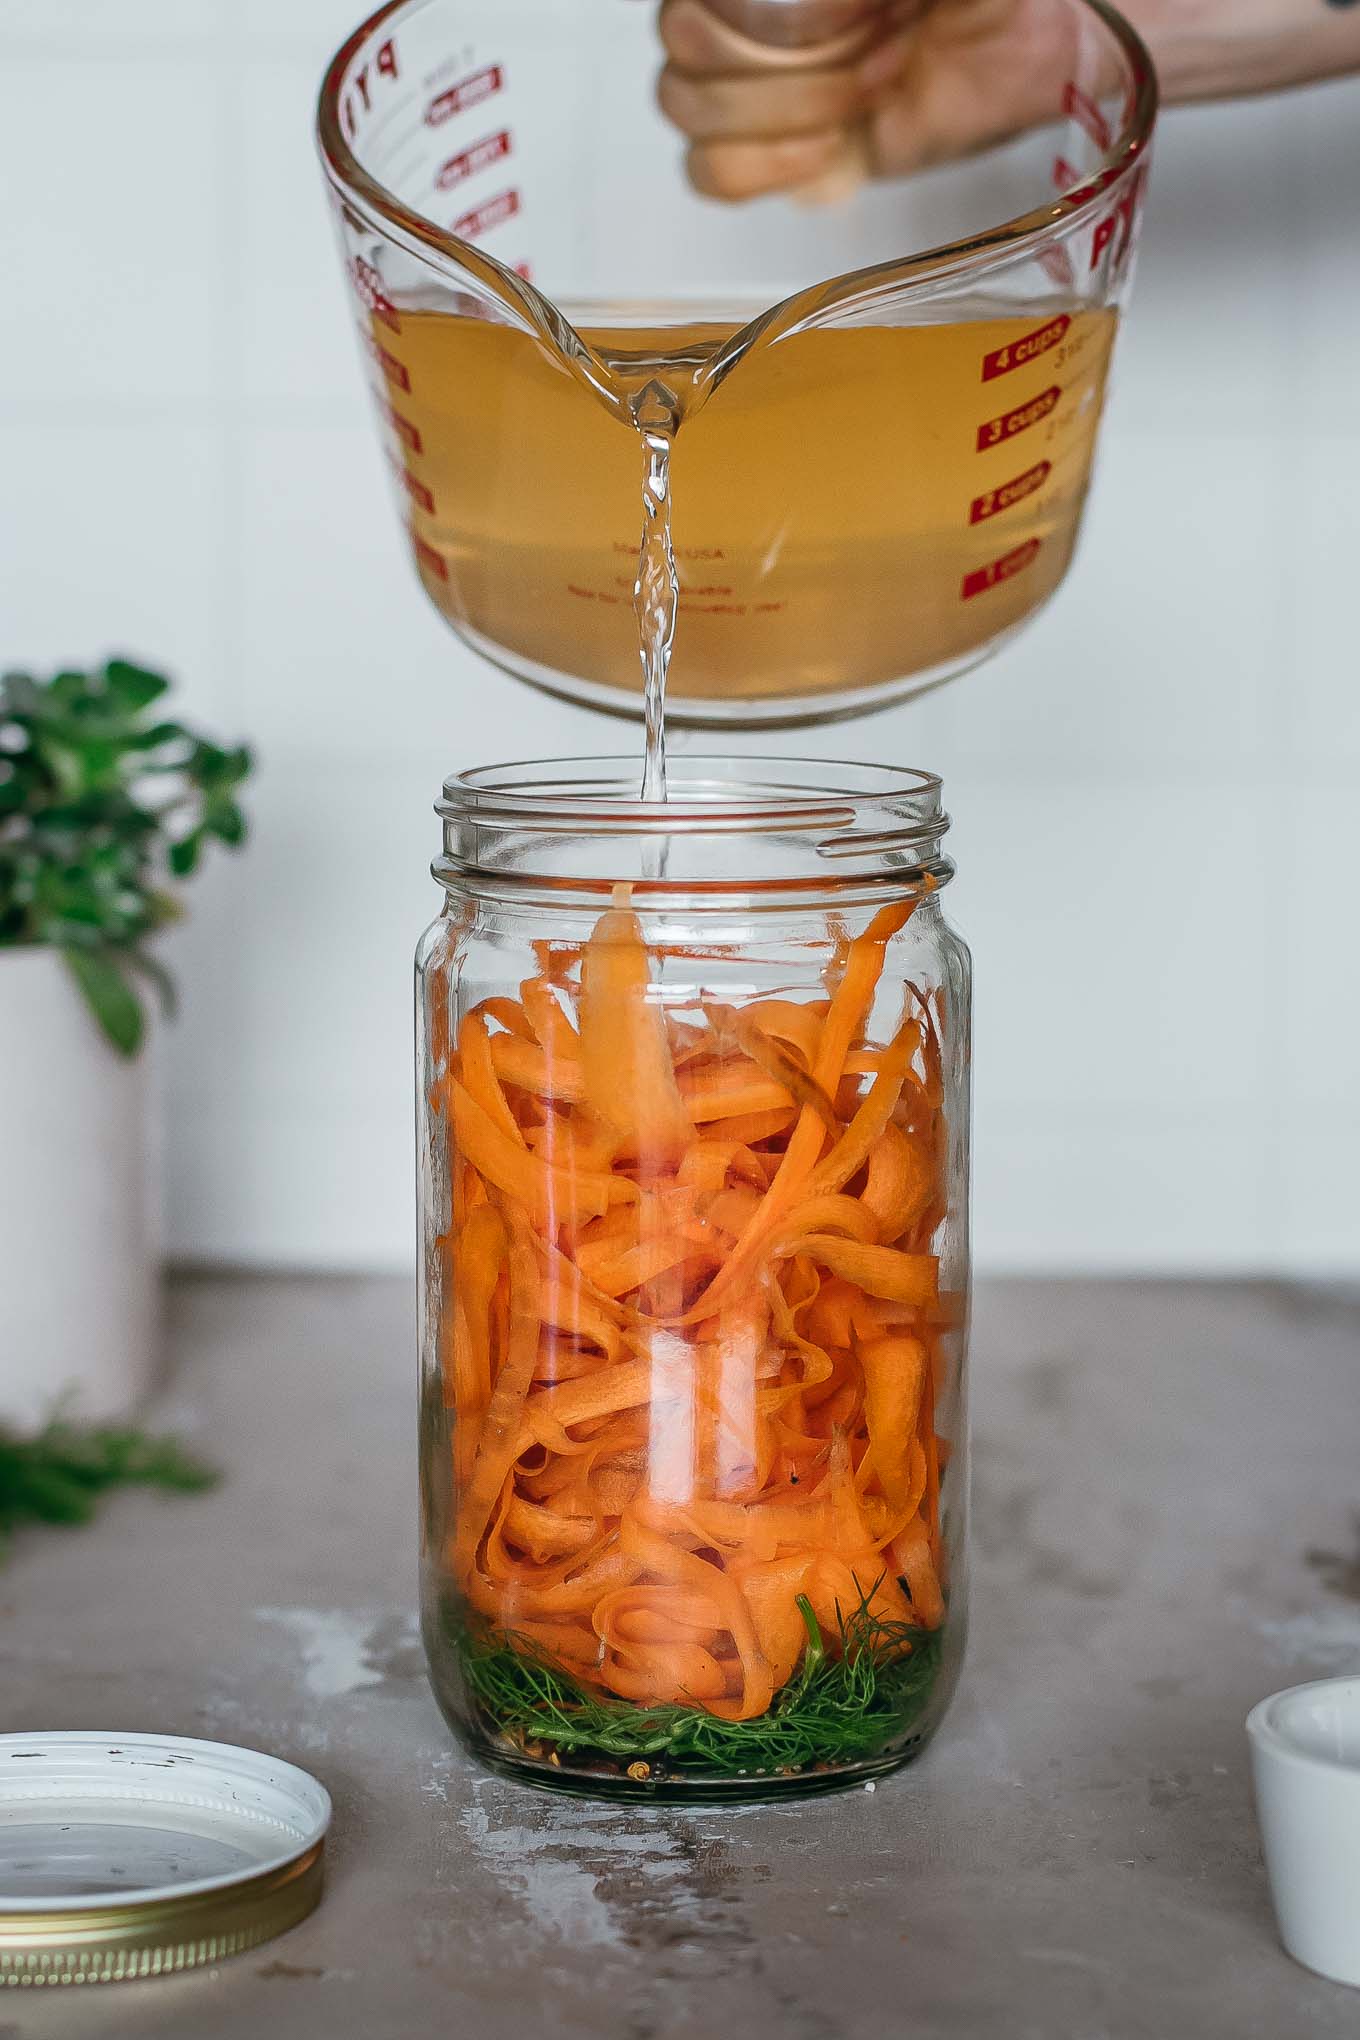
[436,894,953,1717]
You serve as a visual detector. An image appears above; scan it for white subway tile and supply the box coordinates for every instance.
[975,1108,1270,1272]
[2,2,223,48]
[1274,1123,1360,1274]
[166,1096,413,1268]
[0,418,234,722]
[1279,433,1360,772]
[233,56,364,405]
[1279,77,1360,439]
[237,0,361,59]
[175,754,432,1100]
[162,754,436,1266]
[0,60,227,405]
[1116,97,1295,438]
[950,779,1267,1115]
[235,416,585,766]
[1280,788,1360,1111]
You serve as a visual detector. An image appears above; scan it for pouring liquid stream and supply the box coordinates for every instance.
[632,381,681,806]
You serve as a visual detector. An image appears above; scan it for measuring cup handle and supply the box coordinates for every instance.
[664,0,890,203]
[672,0,885,69]
[699,0,885,48]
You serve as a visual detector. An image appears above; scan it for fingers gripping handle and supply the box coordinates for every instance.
[662,0,893,203]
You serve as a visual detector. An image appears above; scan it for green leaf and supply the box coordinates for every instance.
[206,800,246,847]
[103,660,170,711]
[124,945,178,1019]
[191,742,231,786]
[120,719,190,752]
[63,947,145,1056]
[168,831,202,878]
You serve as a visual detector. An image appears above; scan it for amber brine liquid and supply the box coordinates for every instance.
[373,305,1116,712]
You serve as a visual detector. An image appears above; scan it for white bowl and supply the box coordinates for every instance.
[1248,1677,1360,1989]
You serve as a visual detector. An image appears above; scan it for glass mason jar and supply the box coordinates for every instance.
[416,758,971,1798]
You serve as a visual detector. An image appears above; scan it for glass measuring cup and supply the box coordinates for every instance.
[317,0,1156,726]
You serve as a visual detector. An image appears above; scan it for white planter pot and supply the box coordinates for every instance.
[0,948,159,1431]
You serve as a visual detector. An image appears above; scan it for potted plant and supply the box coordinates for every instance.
[0,660,252,1430]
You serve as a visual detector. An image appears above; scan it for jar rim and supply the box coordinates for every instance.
[435,755,952,904]
[438,754,943,835]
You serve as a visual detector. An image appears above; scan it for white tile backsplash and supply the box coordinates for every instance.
[1277,1123,1360,1274]
[1282,432,1360,773]
[3,1,224,48]
[976,1110,1272,1272]
[1281,789,1360,1112]
[1281,77,1360,438]
[235,417,410,759]
[238,0,362,60]
[234,56,366,406]
[234,414,589,768]
[0,59,228,408]
[4,20,1359,1273]
[1114,96,1298,439]
[0,419,235,719]
[166,1097,414,1267]
[959,779,1268,1116]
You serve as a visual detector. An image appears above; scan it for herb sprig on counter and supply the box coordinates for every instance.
[458,1592,943,1779]
[0,1421,218,1560]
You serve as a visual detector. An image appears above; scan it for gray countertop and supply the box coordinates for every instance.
[5,1275,1360,2038]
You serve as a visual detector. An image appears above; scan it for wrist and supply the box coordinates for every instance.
[1125,0,1360,102]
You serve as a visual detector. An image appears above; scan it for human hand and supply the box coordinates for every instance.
[656,0,1083,202]
[657,0,1360,202]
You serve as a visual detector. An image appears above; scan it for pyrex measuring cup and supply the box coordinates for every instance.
[318,0,1155,726]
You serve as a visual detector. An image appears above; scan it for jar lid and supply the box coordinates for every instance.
[0,1733,331,1989]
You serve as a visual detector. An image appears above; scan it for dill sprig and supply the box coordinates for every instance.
[456,1593,943,1778]
[0,1421,217,1559]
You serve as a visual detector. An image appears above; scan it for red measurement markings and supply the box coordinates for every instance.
[452,188,520,239]
[976,385,1060,452]
[981,315,1070,382]
[426,64,502,127]
[969,460,1051,526]
[1062,80,1110,151]
[961,538,1043,601]
[1052,155,1080,191]
[399,468,435,515]
[414,537,448,582]
[340,38,399,142]
[1090,170,1146,273]
[367,335,410,392]
[436,129,511,192]
[387,405,422,456]
[351,255,400,334]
